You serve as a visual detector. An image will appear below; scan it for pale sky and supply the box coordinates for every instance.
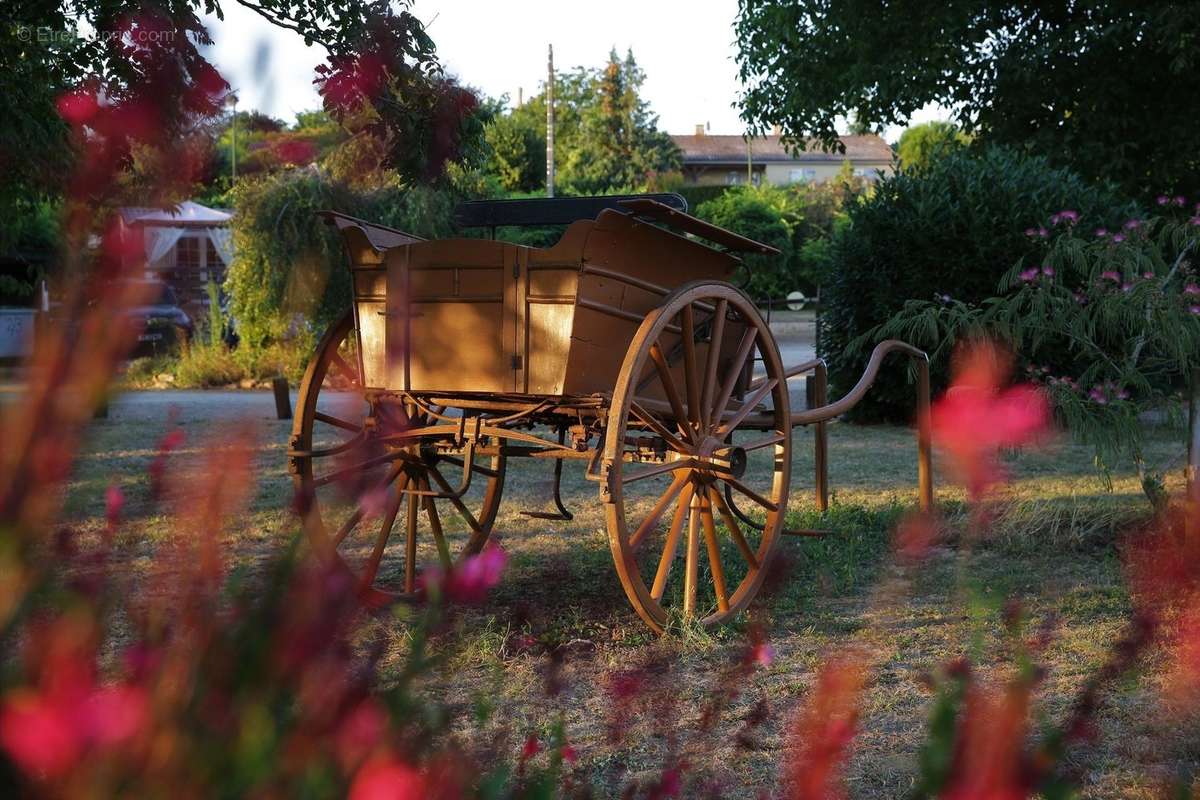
[200,0,942,142]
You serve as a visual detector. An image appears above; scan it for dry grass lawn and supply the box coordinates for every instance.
[61,396,1197,798]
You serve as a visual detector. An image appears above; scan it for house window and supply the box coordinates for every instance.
[788,168,817,183]
[725,171,742,185]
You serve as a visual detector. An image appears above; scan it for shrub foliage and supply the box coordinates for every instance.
[820,146,1136,421]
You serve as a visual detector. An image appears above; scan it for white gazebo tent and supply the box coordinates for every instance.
[118,201,234,317]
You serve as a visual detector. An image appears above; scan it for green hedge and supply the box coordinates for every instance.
[820,145,1138,422]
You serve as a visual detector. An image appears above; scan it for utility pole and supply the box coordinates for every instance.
[546,44,555,198]
[226,93,238,182]
[746,134,753,186]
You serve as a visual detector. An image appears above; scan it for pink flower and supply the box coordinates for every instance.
[1112,234,1126,243]
[336,701,387,769]
[1101,270,1121,282]
[1191,216,1200,226]
[560,744,577,764]
[751,641,775,667]
[1191,305,1200,316]
[1123,219,1143,230]
[429,542,507,603]
[1041,265,1055,277]
[1175,195,1187,206]
[1122,282,1133,292]
[349,758,427,800]
[1094,228,1108,237]
[105,484,124,529]
[520,734,541,763]
[931,341,1050,500]
[1185,284,1200,296]
[0,682,148,779]
[1018,268,1039,283]
[783,655,866,800]
[1157,195,1170,206]
[56,90,100,125]
[1051,209,1079,225]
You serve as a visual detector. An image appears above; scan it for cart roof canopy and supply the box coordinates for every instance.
[452,193,780,256]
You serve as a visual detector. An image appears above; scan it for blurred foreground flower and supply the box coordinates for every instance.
[931,340,1050,500]
[782,653,867,800]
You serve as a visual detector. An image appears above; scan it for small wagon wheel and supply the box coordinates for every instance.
[290,311,506,605]
[602,282,791,632]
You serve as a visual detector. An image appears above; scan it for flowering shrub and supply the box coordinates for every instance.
[869,203,1200,501]
[820,145,1136,422]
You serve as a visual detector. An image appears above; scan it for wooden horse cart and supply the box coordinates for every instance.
[289,194,932,633]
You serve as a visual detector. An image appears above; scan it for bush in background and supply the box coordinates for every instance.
[868,206,1200,503]
[696,173,866,300]
[820,145,1137,421]
[225,171,463,352]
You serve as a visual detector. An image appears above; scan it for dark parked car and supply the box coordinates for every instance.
[115,280,193,356]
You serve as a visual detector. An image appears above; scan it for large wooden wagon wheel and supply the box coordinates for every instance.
[291,312,506,606]
[603,282,791,632]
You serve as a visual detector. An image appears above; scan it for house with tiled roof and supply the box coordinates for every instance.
[670,128,894,187]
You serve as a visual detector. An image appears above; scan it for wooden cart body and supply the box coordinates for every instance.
[338,199,751,402]
[293,196,933,633]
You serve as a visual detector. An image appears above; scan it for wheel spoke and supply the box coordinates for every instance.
[708,485,760,570]
[700,493,729,613]
[649,342,692,443]
[700,299,728,430]
[622,458,698,485]
[710,328,757,426]
[329,350,359,386]
[722,476,778,513]
[716,378,778,438]
[361,472,409,590]
[404,486,419,594]
[683,492,701,617]
[421,476,452,569]
[314,410,361,433]
[629,472,690,549]
[313,451,403,488]
[332,462,405,546]
[630,400,690,454]
[739,432,786,452]
[426,462,483,534]
[651,482,693,602]
[680,304,701,430]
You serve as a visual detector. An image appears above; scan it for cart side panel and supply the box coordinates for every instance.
[384,239,514,393]
[523,220,591,394]
[560,210,741,396]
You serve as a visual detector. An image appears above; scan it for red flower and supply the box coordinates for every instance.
[56,90,100,126]
[105,483,124,529]
[520,733,540,763]
[782,654,866,800]
[349,757,428,800]
[0,681,148,779]
[438,542,507,603]
[931,341,1049,500]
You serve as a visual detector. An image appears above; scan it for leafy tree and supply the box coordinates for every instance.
[896,121,970,171]
[559,50,680,195]
[483,109,545,193]
[480,50,679,196]
[734,0,1200,199]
